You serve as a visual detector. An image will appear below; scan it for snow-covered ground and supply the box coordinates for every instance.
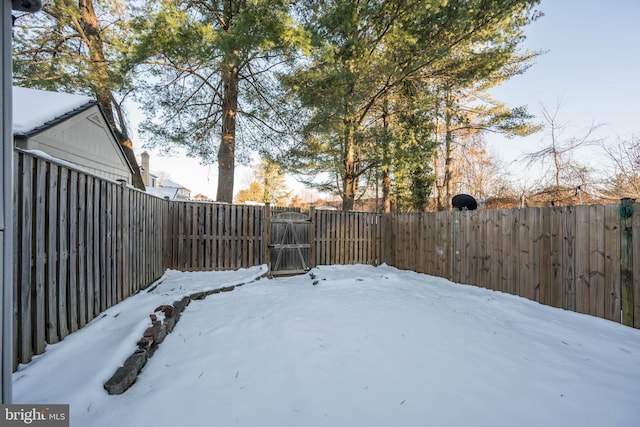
[12,265,640,427]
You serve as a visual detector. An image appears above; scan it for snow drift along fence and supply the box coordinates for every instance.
[385,203,640,329]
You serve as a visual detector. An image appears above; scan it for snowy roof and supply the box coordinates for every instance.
[145,186,179,200]
[12,86,95,135]
[157,178,189,190]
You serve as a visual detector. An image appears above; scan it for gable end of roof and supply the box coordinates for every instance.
[13,100,98,138]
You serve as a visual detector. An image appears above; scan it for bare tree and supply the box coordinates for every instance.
[523,102,604,205]
[154,170,173,181]
[457,135,515,202]
[602,135,640,199]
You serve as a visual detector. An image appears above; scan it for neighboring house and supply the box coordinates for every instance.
[193,193,213,202]
[144,177,192,201]
[140,151,192,200]
[12,86,135,184]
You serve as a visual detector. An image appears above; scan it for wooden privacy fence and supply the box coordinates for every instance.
[164,202,265,271]
[13,148,640,367]
[314,209,383,266]
[386,203,640,329]
[164,206,385,272]
[14,150,166,366]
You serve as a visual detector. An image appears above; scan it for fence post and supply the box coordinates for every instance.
[309,207,316,269]
[450,211,460,283]
[381,212,387,266]
[384,213,394,267]
[620,198,635,326]
[264,203,271,271]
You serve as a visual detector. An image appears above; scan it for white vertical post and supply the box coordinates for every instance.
[1,0,14,404]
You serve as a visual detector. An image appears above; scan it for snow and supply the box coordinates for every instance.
[12,86,94,135]
[144,186,178,200]
[12,265,640,427]
[157,178,190,190]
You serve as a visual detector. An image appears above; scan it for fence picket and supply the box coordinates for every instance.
[491,209,502,293]
[57,167,69,341]
[68,171,78,334]
[93,178,101,318]
[563,207,576,311]
[46,164,59,344]
[85,178,94,322]
[590,204,605,317]
[77,174,87,328]
[19,154,33,364]
[539,208,551,306]
[34,159,47,354]
[575,206,591,314]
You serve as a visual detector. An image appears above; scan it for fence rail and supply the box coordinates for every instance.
[12,149,640,367]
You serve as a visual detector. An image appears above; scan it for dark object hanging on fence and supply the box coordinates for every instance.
[452,194,478,211]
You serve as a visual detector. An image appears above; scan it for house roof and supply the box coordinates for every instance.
[145,186,179,200]
[12,86,96,136]
[157,178,190,190]
[12,86,135,176]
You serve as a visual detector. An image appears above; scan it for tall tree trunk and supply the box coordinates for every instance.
[216,1,244,203]
[381,96,392,212]
[341,73,358,211]
[79,0,145,190]
[217,55,239,203]
[552,144,561,189]
[443,89,455,210]
[381,166,391,212]
[342,118,357,211]
[433,92,446,210]
[434,153,445,210]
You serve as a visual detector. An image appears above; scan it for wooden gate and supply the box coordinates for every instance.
[268,211,312,276]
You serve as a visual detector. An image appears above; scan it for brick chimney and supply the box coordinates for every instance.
[140,151,150,186]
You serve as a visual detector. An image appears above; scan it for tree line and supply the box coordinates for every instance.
[12,1,637,211]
